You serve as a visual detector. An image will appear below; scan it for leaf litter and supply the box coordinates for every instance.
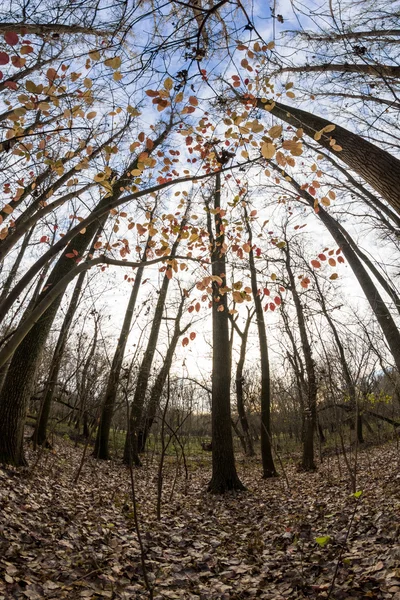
[0,440,399,599]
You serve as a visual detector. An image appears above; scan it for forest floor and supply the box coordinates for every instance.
[0,438,399,600]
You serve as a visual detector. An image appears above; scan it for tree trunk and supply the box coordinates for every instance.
[269,162,400,373]
[311,270,364,444]
[123,211,188,466]
[33,225,103,447]
[233,311,255,457]
[0,131,170,466]
[138,293,188,453]
[253,98,400,215]
[94,230,153,459]
[0,226,35,306]
[271,63,400,79]
[244,206,277,475]
[206,173,245,493]
[284,242,317,471]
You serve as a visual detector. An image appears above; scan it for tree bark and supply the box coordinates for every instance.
[138,293,189,453]
[206,172,245,493]
[33,226,103,447]
[123,211,188,466]
[271,63,400,79]
[269,162,400,373]
[232,310,255,457]
[94,230,153,459]
[244,206,277,475]
[0,208,107,466]
[253,98,400,215]
[283,241,317,471]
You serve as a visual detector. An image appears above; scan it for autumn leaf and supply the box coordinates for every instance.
[5,31,19,45]
[104,56,122,69]
[261,142,276,159]
[0,52,10,65]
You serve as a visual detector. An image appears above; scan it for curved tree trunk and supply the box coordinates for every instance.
[253,98,400,215]
[311,272,363,444]
[271,63,400,79]
[33,225,103,448]
[0,130,171,466]
[269,162,400,373]
[0,210,107,466]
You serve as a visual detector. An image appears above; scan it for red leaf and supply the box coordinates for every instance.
[65,252,76,258]
[274,296,281,306]
[311,259,321,268]
[188,305,194,313]
[0,52,10,65]
[308,186,316,196]
[318,253,327,261]
[4,32,19,46]
[263,288,270,296]
[182,337,189,347]
[190,332,196,340]
[269,302,276,311]
[40,235,48,243]
[4,80,17,89]
[188,96,198,106]
[338,256,345,264]
[0,71,3,80]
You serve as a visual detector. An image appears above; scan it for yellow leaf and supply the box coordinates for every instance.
[286,91,295,99]
[268,125,282,138]
[320,197,330,207]
[261,142,276,159]
[86,111,97,119]
[330,273,338,280]
[113,71,123,81]
[323,124,336,133]
[127,105,140,116]
[84,78,92,88]
[89,50,100,61]
[104,56,121,69]
[164,77,173,91]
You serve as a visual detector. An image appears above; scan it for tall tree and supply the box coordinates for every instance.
[244,204,277,476]
[206,172,245,493]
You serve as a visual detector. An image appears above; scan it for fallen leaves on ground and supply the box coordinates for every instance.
[0,439,399,599]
